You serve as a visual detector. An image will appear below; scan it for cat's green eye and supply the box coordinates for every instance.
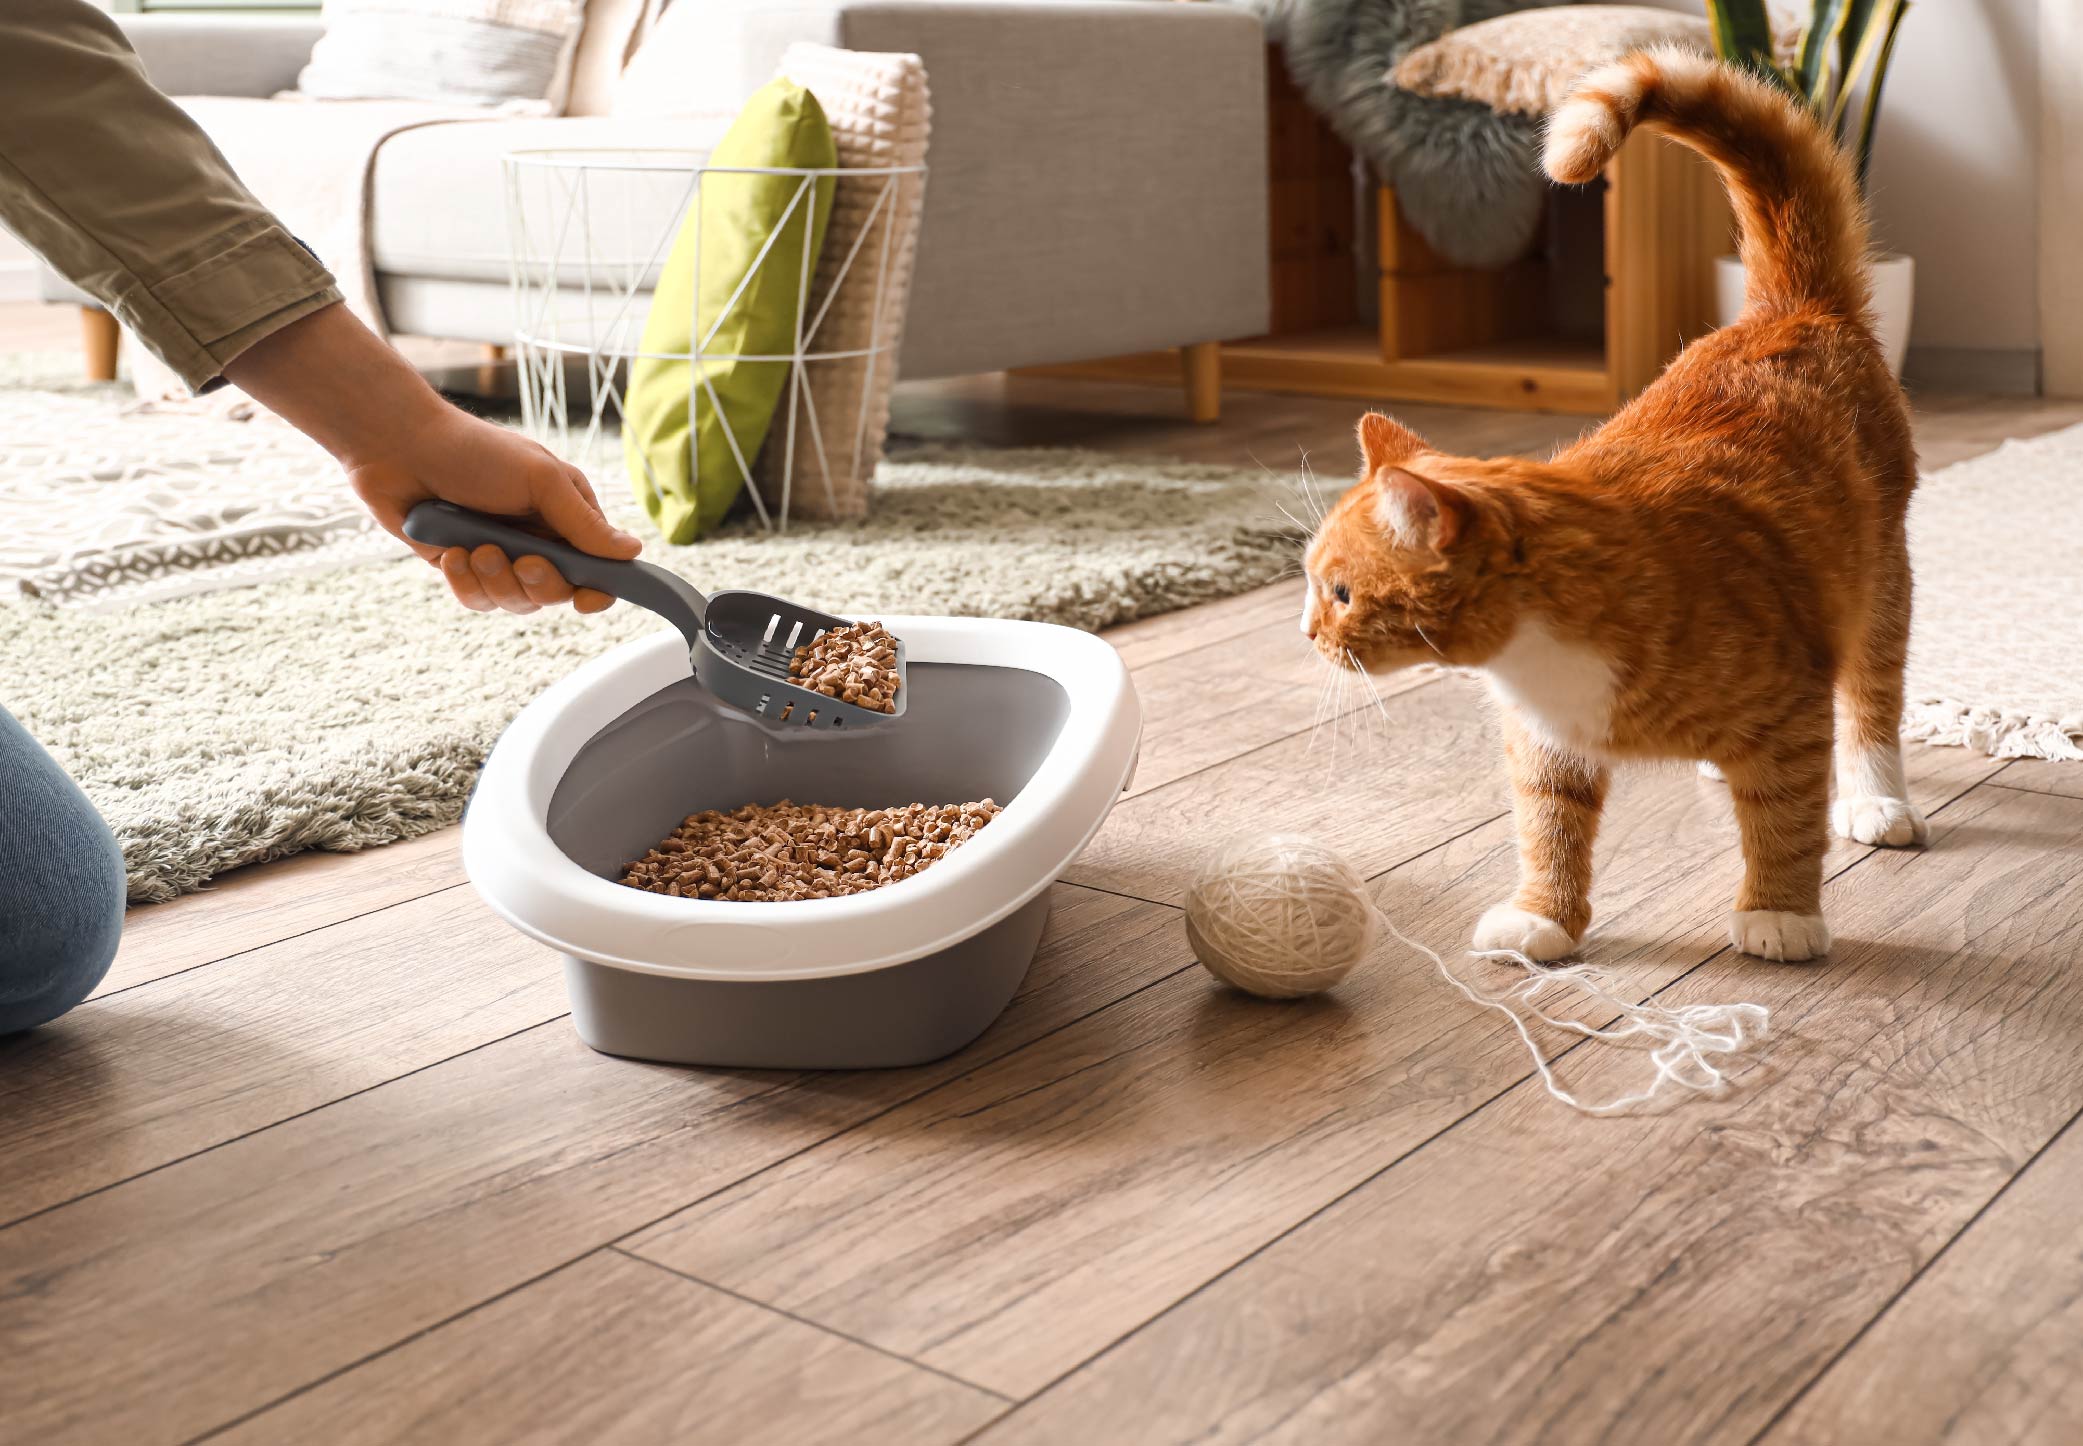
[1333,583,1351,605]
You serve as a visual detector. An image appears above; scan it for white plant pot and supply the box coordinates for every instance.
[1713,253,1915,379]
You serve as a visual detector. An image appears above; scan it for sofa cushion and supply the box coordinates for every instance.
[368,113,732,284]
[623,79,836,541]
[565,0,655,116]
[614,0,763,119]
[297,0,588,115]
[1391,5,1714,118]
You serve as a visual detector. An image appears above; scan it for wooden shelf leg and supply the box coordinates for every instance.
[1181,340,1222,424]
[81,306,120,382]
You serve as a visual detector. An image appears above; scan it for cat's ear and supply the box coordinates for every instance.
[1357,411,1425,472]
[1373,467,1468,552]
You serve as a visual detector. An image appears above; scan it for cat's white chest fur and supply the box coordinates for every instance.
[1482,618,1616,755]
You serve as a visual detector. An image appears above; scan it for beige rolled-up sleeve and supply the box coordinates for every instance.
[0,0,342,390]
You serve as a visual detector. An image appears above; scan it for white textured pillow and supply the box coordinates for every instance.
[297,0,587,115]
[1391,5,1714,117]
[752,44,932,522]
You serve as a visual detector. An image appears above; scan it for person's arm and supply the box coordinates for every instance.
[223,304,641,614]
[0,0,341,390]
[0,0,638,613]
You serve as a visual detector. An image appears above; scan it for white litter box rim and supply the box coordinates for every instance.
[463,616,1142,982]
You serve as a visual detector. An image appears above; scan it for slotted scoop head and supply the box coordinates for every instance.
[702,589,907,726]
[404,501,907,730]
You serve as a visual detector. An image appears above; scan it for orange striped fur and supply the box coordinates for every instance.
[1302,52,1921,965]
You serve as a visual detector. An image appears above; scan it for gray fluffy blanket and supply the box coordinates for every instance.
[1238,0,1557,268]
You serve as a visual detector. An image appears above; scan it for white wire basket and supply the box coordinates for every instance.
[502,148,927,530]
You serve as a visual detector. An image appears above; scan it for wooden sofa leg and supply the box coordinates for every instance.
[81,306,120,382]
[475,343,510,395]
[1181,340,1221,423]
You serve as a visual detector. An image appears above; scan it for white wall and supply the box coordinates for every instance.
[1638,0,2040,359]
[1865,0,2038,351]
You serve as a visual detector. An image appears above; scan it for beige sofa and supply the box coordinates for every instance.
[47,1,1269,420]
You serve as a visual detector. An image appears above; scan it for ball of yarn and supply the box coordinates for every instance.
[1183,833,1376,998]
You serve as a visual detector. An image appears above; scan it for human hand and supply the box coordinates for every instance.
[221,302,643,615]
[346,411,642,615]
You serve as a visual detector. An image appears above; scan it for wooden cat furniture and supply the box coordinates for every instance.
[1030,47,1732,419]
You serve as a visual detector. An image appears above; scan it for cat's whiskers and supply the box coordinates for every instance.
[1348,648,1396,743]
[1314,664,1342,772]
[1295,448,1330,524]
[1305,654,1338,754]
[1249,448,1327,538]
[1323,664,1357,789]
[1271,500,1313,538]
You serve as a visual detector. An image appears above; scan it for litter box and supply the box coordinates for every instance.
[462,616,1142,1068]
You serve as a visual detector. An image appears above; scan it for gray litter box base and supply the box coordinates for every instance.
[542,663,1074,1068]
[564,893,1052,1069]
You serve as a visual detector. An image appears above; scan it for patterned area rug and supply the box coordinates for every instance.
[0,354,1296,901]
[0,358,395,607]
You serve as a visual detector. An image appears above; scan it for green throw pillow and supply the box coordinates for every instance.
[624,81,836,541]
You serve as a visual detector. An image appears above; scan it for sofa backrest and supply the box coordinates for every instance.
[566,0,670,115]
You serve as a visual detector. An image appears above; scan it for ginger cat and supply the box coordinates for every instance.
[1302,50,1920,964]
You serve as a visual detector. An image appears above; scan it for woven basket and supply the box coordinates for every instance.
[751,44,931,523]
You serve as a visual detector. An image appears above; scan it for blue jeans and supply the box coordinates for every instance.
[1,705,124,1032]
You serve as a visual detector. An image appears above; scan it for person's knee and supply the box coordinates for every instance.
[1,716,126,1035]
[0,839,124,1034]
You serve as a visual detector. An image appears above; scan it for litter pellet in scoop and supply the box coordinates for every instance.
[789,621,901,714]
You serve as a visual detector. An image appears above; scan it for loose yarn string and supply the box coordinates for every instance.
[1182,831,1770,1115]
[1374,910,1770,1116]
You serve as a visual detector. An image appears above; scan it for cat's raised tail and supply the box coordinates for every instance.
[1542,47,1870,320]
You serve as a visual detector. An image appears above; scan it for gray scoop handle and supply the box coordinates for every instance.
[403,500,707,651]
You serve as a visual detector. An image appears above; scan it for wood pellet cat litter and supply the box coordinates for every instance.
[790,621,901,714]
[620,799,1002,902]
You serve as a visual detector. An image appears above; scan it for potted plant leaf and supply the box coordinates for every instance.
[1705,0,1913,375]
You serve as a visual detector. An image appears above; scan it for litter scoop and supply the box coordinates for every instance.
[404,500,908,730]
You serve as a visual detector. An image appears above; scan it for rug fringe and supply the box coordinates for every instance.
[1901,697,2083,763]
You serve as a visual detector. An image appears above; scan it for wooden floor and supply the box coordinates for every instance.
[8,313,2083,1444]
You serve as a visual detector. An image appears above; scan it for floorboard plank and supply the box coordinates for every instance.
[0,884,555,1225]
[619,746,1998,1401]
[101,828,465,997]
[1991,758,2083,799]
[1102,581,1303,674]
[980,783,2083,1444]
[211,1249,1003,1446]
[1122,619,1439,799]
[0,884,1185,1446]
[1064,673,1499,904]
[1760,1115,2083,1445]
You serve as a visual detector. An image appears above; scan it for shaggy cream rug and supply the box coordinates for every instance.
[1902,423,2083,762]
[0,357,1292,901]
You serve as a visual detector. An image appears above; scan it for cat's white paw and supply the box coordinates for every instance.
[1472,904,1579,962]
[1729,910,1832,963]
[1831,794,1928,847]
[1696,760,1726,782]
